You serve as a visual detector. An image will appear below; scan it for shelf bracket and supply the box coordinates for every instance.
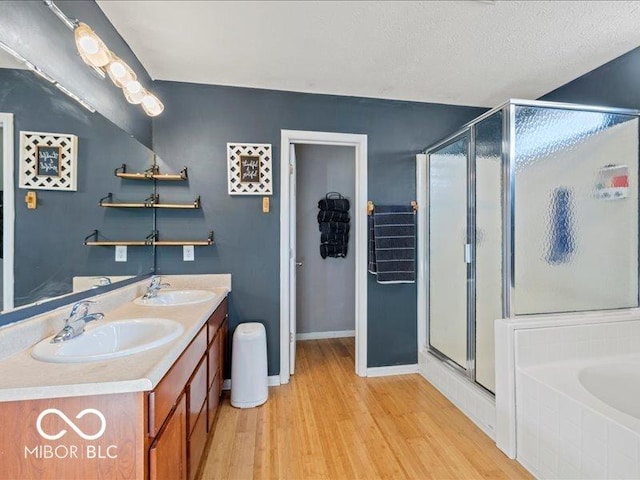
[98,192,113,207]
[84,229,99,245]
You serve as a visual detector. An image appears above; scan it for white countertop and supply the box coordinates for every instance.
[0,275,231,402]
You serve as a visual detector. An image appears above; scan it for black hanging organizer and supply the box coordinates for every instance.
[317,192,350,259]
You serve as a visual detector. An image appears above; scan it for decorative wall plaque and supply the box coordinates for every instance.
[19,131,78,191]
[227,143,272,195]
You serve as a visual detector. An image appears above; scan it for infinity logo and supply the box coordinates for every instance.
[36,408,106,441]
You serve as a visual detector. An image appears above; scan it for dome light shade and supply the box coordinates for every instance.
[141,93,165,117]
[123,80,146,104]
[74,23,110,67]
[106,55,136,88]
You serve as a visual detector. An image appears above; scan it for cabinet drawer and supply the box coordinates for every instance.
[149,326,207,437]
[188,356,207,437]
[207,372,221,432]
[188,408,208,480]
[207,298,228,344]
[208,333,221,389]
[150,393,187,480]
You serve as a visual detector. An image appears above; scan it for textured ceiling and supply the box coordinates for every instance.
[97,1,640,107]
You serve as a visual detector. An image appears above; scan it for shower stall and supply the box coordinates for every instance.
[423,99,640,393]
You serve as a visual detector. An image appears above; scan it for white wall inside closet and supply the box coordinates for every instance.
[295,144,355,336]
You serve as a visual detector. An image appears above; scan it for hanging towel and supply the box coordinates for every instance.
[370,205,416,284]
[320,243,348,259]
[319,221,350,235]
[321,231,348,245]
[318,192,350,212]
[546,187,575,265]
[317,210,350,223]
[368,214,377,274]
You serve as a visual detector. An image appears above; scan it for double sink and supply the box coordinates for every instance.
[31,289,218,363]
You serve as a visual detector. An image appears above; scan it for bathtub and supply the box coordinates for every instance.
[579,361,640,422]
[516,354,640,479]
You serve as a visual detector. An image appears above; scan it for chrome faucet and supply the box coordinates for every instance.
[92,276,112,288]
[51,301,104,343]
[142,276,170,299]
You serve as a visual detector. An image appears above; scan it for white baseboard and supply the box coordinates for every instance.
[222,375,281,391]
[418,349,496,440]
[296,330,355,340]
[367,363,418,377]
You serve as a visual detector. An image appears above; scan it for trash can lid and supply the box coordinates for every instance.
[236,322,265,338]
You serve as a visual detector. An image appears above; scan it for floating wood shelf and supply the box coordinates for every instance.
[99,193,201,209]
[153,231,214,246]
[84,230,214,247]
[115,164,188,181]
[83,230,155,246]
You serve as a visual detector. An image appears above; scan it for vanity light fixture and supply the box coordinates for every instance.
[74,22,111,68]
[106,55,137,88]
[141,92,165,117]
[123,80,147,104]
[44,0,164,117]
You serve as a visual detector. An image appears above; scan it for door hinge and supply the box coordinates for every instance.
[464,243,472,264]
[290,332,293,343]
[289,164,294,174]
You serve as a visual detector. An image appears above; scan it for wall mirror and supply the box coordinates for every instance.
[0,48,155,316]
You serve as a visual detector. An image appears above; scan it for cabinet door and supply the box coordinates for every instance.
[149,394,187,480]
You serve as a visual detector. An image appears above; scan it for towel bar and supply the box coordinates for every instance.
[367,200,418,215]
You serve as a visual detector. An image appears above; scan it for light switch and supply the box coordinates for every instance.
[262,196,270,213]
[115,245,127,262]
[183,245,195,261]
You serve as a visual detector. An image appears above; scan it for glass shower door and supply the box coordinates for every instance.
[428,134,470,369]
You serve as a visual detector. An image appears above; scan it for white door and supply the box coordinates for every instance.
[289,143,297,374]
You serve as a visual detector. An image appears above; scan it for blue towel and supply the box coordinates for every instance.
[368,214,377,274]
[369,204,416,284]
[546,187,575,265]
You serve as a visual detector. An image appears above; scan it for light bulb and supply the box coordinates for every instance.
[123,80,145,104]
[74,23,111,68]
[106,55,136,88]
[78,35,99,55]
[141,93,164,117]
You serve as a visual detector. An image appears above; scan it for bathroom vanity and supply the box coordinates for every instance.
[0,275,230,480]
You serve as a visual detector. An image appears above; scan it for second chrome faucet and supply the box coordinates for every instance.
[51,300,104,343]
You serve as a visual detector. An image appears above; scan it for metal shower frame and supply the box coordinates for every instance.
[422,98,640,387]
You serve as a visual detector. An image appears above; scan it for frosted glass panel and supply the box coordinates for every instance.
[429,136,468,368]
[475,112,503,392]
[513,106,639,314]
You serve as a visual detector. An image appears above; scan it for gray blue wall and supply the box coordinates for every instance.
[0,0,152,147]
[151,81,485,375]
[541,46,640,109]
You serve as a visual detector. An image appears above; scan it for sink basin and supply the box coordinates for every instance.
[133,289,217,306]
[31,318,184,363]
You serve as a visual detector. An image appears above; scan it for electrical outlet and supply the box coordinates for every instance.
[183,245,195,261]
[115,245,127,262]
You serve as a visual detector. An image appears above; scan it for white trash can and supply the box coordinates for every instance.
[231,322,268,408]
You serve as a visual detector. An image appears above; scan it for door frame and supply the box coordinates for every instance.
[279,130,368,384]
[0,113,14,311]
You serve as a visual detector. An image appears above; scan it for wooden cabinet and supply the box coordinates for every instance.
[149,393,187,480]
[150,298,228,480]
[0,297,228,480]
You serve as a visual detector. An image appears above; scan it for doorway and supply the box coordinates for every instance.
[0,113,13,312]
[280,130,367,384]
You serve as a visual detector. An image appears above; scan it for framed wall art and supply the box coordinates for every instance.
[227,143,272,195]
[19,131,78,191]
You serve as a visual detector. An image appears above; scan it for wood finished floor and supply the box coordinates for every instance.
[200,338,531,480]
